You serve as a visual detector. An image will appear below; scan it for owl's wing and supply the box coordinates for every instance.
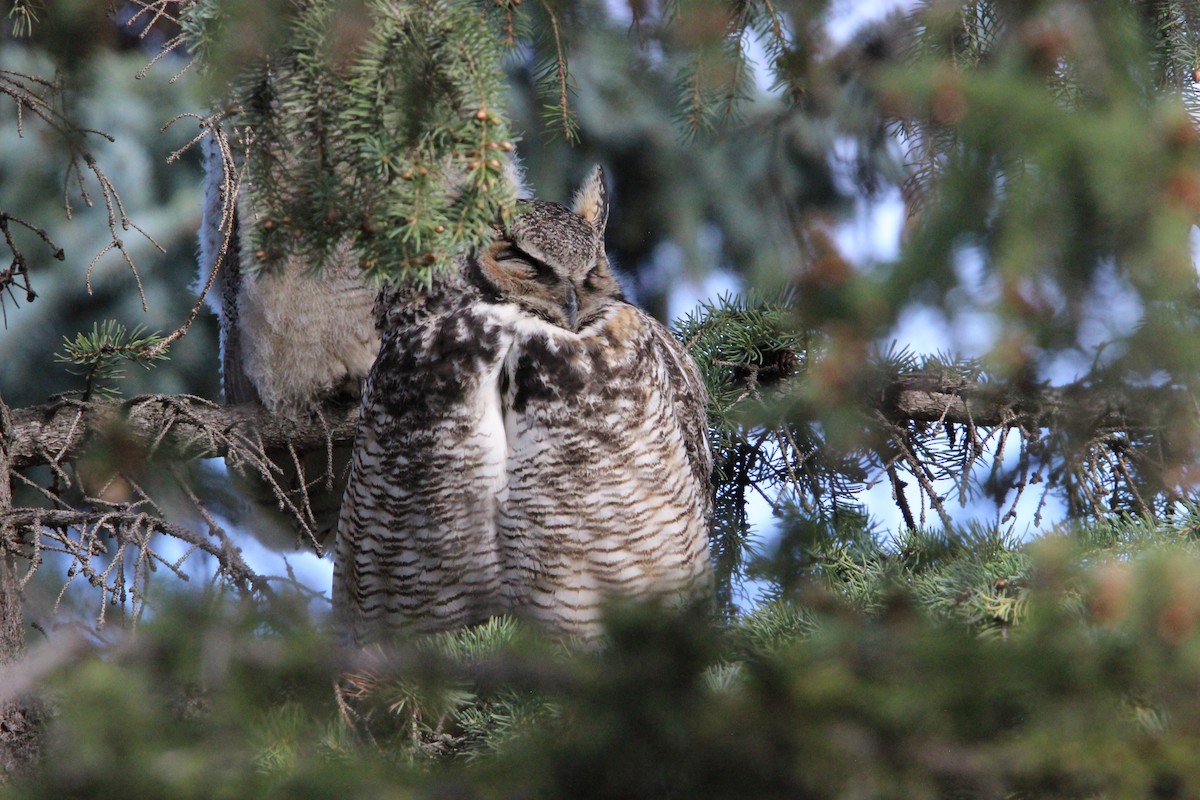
[496,302,714,639]
[334,290,513,645]
[645,313,714,503]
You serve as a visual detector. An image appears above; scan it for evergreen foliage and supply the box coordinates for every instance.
[56,322,168,399]
[892,0,1200,392]
[12,521,1200,798]
[185,0,521,283]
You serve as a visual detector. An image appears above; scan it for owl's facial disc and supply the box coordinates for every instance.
[478,239,585,330]
[473,192,622,331]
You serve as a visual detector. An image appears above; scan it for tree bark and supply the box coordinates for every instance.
[7,394,361,470]
[0,403,42,779]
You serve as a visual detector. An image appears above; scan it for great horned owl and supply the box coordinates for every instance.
[334,167,713,643]
[198,129,380,549]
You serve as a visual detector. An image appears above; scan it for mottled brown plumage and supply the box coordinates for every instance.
[334,167,712,642]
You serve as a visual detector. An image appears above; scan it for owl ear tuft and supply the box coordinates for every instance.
[571,165,609,234]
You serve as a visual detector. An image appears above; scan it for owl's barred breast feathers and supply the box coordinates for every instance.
[334,166,713,643]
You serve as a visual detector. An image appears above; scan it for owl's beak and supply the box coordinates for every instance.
[564,282,579,330]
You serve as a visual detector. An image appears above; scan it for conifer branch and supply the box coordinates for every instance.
[56,322,170,401]
[1,509,267,598]
[5,395,360,472]
[0,212,62,328]
[0,67,162,315]
[5,0,40,37]
[535,0,578,142]
[2,377,1190,476]
[879,372,1188,431]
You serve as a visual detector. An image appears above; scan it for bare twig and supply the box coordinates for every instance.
[148,113,242,359]
[2,508,268,600]
[0,69,162,316]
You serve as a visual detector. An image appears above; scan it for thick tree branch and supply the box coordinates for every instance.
[7,394,361,471]
[0,374,1187,475]
[879,372,1189,430]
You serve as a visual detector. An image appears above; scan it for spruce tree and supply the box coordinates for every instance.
[6,1,1200,795]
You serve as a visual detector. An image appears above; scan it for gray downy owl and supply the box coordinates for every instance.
[197,128,379,550]
[334,166,713,643]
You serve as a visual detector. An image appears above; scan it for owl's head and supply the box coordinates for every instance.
[474,166,623,331]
